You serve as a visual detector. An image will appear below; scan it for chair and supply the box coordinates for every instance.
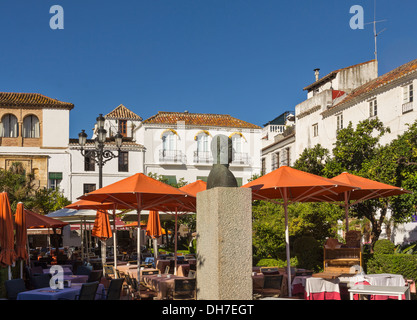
[260,267,280,275]
[103,278,124,300]
[142,269,159,276]
[124,274,140,300]
[188,270,196,279]
[76,281,99,300]
[261,275,283,298]
[164,266,170,274]
[76,265,92,276]
[5,279,27,300]
[32,274,52,289]
[103,264,115,279]
[88,270,103,283]
[173,279,196,300]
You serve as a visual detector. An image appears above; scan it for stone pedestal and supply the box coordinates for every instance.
[196,187,252,300]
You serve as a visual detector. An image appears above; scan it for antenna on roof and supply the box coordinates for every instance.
[365,0,387,61]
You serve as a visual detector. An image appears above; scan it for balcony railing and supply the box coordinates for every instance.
[402,101,414,114]
[159,149,186,164]
[231,152,250,165]
[193,151,213,164]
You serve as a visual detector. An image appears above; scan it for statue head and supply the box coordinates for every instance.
[211,134,233,165]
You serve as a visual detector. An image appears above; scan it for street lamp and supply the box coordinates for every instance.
[78,114,123,189]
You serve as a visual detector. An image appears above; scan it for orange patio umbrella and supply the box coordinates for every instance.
[78,173,195,280]
[92,209,113,240]
[25,209,69,229]
[242,166,357,297]
[180,180,207,197]
[147,210,162,259]
[308,172,411,232]
[0,192,17,279]
[15,202,28,279]
[66,199,131,274]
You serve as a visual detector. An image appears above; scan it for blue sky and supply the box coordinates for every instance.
[1,0,416,138]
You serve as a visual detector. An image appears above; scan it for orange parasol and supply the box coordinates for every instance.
[25,209,69,229]
[0,192,17,279]
[78,173,195,280]
[242,166,357,296]
[15,203,28,262]
[309,172,411,231]
[179,180,207,197]
[146,211,162,239]
[92,209,112,240]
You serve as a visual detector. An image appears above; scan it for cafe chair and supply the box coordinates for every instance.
[32,274,52,289]
[5,279,27,300]
[88,270,103,283]
[100,278,124,300]
[260,275,283,298]
[76,281,99,300]
[164,266,170,274]
[103,264,115,279]
[172,279,196,300]
[124,274,140,300]
[76,265,92,276]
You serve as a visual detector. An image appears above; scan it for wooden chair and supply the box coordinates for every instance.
[88,270,103,283]
[103,264,115,279]
[102,278,124,300]
[172,279,196,300]
[164,266,170,274]
[261,275,283,298]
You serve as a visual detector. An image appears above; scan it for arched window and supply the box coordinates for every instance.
[231,134,242,153]
[162,130,177,152]
[196,132,209,154]
[23,115,40,138]
[0,114,19,137]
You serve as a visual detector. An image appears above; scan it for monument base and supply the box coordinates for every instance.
[196,187,252,300]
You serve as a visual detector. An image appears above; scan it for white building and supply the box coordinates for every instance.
[0,92,73,198]
[291,58,417,244]
[138,111,262,186]
[261,111,295,175]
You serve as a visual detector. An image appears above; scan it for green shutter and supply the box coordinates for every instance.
[49,172,63,180]
[236,178,243,187]
[162,175,177,186]
[196,176,208,182]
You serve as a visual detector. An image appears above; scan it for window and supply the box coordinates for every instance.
[84,155,95,171]
[118,120,127,137]
[162,131,177,152]
[83,183,96,194]
[196,132,209,154]
[312,123,318,137]
[0,114,18,137]
[23,115,40,138]
[261,158,266,175]
[336,113,343,131]
[231,134,242,153]
[49,172,62,190]
[369,99,377,117]
[162,175,177,186]
[285,147,291,166]
[403,83,414,104]
[196,176,208,182]
[272,152,280,171]
[118,151,129,172]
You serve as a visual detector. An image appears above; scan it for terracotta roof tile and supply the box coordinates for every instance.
[143,111,261,129]
[105,104,142,121]
[331,58,417,109]
[0,92,74,109]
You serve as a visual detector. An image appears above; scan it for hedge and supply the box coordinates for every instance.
[366,254,417,281]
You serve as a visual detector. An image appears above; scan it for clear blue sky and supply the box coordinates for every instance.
[1,0,416,138]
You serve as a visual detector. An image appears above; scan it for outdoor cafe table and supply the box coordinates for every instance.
[43,267,73,276]
[349,284,410,300]
[116,265,160,279]
[292,275,311,296]
[17,283,105,300]
[304,277,341,300]
[350,273,407,300]
[64,274,89,283]
[142,274,187,300]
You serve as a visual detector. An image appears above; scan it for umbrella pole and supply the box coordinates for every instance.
[113,210,117,278]
[136,193,142,282]
[345,191,349,233]
[283,188,292,297]
[174,208,178,275]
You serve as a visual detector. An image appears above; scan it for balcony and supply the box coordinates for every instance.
[159,149,186,164]
[193,151,213,165]
[231,152,250,166]
[402,101,414,114]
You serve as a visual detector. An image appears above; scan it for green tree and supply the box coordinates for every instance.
[293,144,330,177]
[29,188,71,215]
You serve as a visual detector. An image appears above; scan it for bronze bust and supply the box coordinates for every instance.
[206,134,238,189]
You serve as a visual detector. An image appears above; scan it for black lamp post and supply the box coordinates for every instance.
[78,114,123,189]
